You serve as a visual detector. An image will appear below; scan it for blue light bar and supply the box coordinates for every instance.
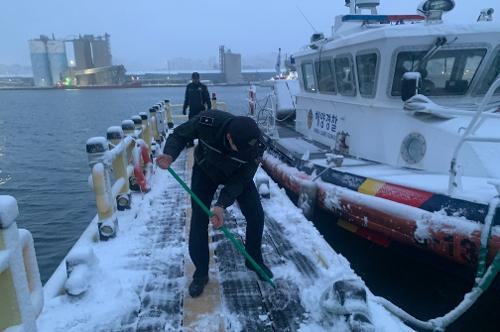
[342,15,425,22]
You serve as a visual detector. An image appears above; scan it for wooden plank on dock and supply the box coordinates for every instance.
[182,149,225,332]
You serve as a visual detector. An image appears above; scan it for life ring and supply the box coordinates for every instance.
[131,140,151,193]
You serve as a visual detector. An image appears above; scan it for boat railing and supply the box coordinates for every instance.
[448,75,500,195]
[0,195,44,332]
[255,92,278,135]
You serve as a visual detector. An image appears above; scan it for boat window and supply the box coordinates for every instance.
[356,53,378,97]
[315,60,336,94]
[334,56,356,96]
[301,62,317,92]
[476,50,500,95]
[391,48,486,96]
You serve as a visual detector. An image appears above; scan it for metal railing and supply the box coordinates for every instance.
[0,195,43,332]
[85,100,177,240]
[448,75,500,194]
[164,94,228,118]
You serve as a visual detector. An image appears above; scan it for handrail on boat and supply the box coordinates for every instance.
[0,195,43,332]
[448,74,500,195]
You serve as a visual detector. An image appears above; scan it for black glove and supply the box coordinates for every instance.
[168,122,174,129]
[182,108,187,115]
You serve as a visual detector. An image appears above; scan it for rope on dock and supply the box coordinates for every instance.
[375,196,500,331]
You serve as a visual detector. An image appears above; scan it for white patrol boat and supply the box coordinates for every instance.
[259,0,500,269]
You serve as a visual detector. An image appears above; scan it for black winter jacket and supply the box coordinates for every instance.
[183,82,211,117]
[163,110,264,208]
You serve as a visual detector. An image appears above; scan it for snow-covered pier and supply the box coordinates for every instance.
[1,153,411,332]
[37,151,409,331]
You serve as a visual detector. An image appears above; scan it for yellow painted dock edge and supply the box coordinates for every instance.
[182,149,224,331]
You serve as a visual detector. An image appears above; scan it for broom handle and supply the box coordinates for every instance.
[167,166,275,287]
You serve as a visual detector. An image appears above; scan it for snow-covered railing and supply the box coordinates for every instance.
[0,195,43,332]
[448,75,500,195]
[164,94,227,120]
[165,99,188,123]
[85,104,171,240]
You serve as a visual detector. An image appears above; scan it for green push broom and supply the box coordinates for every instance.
[167,166,275,287]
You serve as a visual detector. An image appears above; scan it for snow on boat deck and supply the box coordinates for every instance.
[272,129,498,204]
[36,150,411,332]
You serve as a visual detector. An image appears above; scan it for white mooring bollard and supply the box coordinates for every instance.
[0,195,43,332]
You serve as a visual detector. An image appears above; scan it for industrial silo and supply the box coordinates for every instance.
[91,34,112,67]
[29,37,52,87]
[47,40,68,85]
[73,35,94,70]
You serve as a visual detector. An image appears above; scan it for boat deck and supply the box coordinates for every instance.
[36,149,411,332]
[269,122,498,205]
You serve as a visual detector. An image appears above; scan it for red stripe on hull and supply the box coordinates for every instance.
[375,183,434,208]
[262,155,500,268]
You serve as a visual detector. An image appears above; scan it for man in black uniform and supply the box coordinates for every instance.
[182,72,211,147]
[157,110,273,298]
[183,72,211,118]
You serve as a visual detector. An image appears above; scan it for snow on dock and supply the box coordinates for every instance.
[38,152,190,332]
[36,151,411,331]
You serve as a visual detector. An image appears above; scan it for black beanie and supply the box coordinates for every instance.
[228,116,262,150]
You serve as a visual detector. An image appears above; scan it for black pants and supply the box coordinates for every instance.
[189,165,264,279]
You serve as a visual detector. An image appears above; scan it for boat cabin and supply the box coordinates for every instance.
[291,0,500,187]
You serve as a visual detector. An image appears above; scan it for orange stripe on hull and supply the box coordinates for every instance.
[261,156,500,268]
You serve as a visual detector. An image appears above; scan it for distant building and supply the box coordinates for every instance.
[219,46,243,84]
[73,65,126,86]
[29,36,53,87]
[66,33,125,86]
[73,35,94,70]
[47,40,68,85]
[90,34,112,67]
[28,33,125,87]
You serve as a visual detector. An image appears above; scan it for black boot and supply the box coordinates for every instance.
[188,276,209,298]
[245,260,273,281]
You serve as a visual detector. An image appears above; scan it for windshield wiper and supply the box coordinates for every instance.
[413,36,448,71]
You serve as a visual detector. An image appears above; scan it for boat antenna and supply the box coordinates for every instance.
[296,6,318,32]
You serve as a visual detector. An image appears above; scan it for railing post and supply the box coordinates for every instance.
[107,127,131,211]
[149,107,161,143]
[155,104,167,139]
[211,92,217,110]
[139,112,152,151]
[0,195,42,332]
[131,115,143,137]
[86,137,118,240]
[164,99,174,130]
[121,119,136,163]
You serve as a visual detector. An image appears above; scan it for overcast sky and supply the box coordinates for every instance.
[1,0,497,69]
